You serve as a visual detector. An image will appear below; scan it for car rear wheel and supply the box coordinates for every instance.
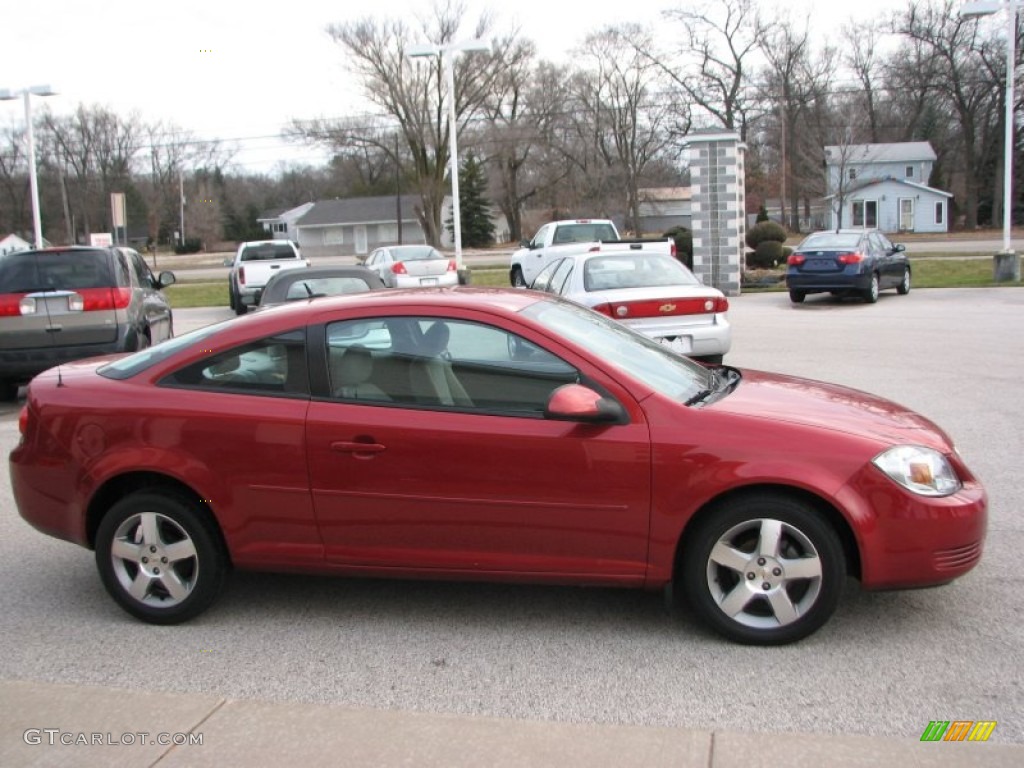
[788,290,806,303]
[95,491,227,624]
[680,493,845,645]
[235,300,248,316]
[897,267,911,295]
[510,267,527,288]
[864,273,880,303]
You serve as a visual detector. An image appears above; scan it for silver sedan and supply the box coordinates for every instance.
[363,245,459,289]
[529,250,731,363]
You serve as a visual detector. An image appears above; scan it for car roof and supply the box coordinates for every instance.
[243,286,546,326]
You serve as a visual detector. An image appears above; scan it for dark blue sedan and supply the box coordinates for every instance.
[785,230,910,304]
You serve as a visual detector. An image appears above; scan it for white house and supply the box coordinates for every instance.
[0,233,31,255]
[823,142,952,234]
[293,195,432,260]
[257,202,315,242]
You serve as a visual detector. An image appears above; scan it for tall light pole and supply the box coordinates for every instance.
[0,84,57,249]
[962,1,1020,281]
[406,39,488,281]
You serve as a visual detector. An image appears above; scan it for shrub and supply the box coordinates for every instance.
[664,226,693,269]
[174,237,202,255]
[747,240,786,269]
[745,220,787,250]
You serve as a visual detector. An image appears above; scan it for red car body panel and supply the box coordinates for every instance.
[10,289,986,600]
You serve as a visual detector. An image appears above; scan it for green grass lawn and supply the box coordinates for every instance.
[163,258,1019,309]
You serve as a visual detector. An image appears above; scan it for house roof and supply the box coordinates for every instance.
[257,207,290,222]
[824,141,937,166]
[823,176,953,200]
[296,196,424,229]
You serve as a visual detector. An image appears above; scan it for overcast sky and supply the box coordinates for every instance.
[2,0,924,174]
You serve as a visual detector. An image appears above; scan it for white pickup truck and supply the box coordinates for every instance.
[509,219,677,287]
[227,240,309,315]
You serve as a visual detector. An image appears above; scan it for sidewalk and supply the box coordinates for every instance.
[1,680,1020,768]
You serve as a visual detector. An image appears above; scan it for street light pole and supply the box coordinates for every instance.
[406,39,488,281]
[0,84,57,249]
[962,0,1020,281]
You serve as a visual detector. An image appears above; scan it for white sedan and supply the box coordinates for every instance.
[363,245,459,289]
[529,250,731,363]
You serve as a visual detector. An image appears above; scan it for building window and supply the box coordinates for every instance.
[906,165,914,179]
[848,168,857,181]
[935,202,944,225]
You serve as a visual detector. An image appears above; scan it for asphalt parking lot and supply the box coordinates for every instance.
[0,287,1021,745]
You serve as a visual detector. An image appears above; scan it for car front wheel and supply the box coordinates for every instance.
[897,267,911,295]
[680,493,845,645]
[510,267,527,288]
[95,491,227,624]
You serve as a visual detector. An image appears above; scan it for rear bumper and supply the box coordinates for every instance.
[624,315,731,357]
[0,330,135,383]
[786,270,871,293]
[393,274,459,289]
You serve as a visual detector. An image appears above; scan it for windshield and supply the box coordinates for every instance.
[583,253,700,292]
[240,243,299,261]
[392,246,443,262]
[0,249,114,292]
[552,222,617,244]
[799,233,862,250]
[520,297,712,402]
[98,321,226,379]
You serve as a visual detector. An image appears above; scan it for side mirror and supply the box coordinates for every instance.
[545,383,626,424]
[158,271,176,288]
[520,239,530,248]
[893,243,906,253]
[222,257,233,266]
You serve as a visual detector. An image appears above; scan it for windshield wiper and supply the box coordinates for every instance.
[684,387,714,406]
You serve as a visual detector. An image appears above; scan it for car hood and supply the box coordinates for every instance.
[710,368,953,451]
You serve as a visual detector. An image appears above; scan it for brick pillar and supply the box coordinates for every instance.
[685,132,745,296]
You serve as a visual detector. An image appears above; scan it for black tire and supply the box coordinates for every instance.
[235,299,248,316]
[135,331,151,351]
[0,379,18,401]
[697,354,724,365]
[95,491,227,624]
[228,283,237,311]
[679,492,845,645]
[863,273,880,304]
[510,267,527,288]
[788,290,806,304]
[897,267,911,295]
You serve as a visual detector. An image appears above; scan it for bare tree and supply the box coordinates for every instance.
[0,122,28,236]
[580,25,674,233]
[895,0,1000,228]
[293,1,505,247]
[659,0,772,140]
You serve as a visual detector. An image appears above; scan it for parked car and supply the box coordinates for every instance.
[10,289,985,645]
[363,245,458,288]
[257,266,384,310]
[0,245,175,400]
[530,250,730,364]
[510,218,677,287]
[785,229,910,304]
[227,240,308,315]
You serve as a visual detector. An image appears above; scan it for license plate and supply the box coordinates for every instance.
[658,336,692,354]
[420,277,439,286]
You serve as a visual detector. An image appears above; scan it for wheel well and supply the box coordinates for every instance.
[85,472,230,564]
[673,484,861,580]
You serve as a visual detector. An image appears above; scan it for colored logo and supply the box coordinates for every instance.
[659,303,676,313]
[920,721,997,742]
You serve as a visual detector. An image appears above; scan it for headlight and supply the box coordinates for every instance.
[872,446,961,497]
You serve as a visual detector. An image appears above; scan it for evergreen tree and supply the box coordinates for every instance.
[447,152,495,247]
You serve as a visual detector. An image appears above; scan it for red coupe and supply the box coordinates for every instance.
[9,288,986,644]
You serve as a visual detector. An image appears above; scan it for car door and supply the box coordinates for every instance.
[304,313,653,581]
[128,249,173,341]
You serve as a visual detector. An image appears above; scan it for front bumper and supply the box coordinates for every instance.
[838,462,987,589]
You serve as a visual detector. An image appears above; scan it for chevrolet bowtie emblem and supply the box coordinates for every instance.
[659,303,676,313]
